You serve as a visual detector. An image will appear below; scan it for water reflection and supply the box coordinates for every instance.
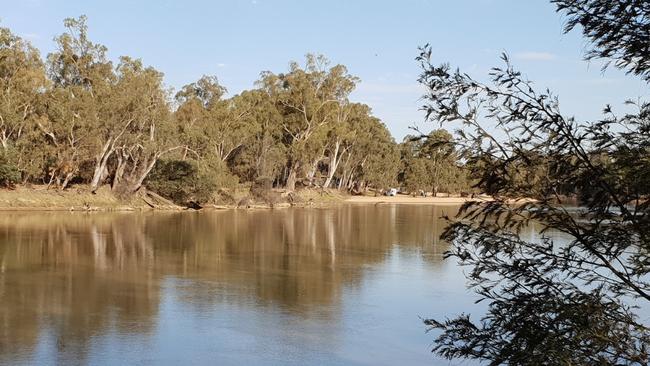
[0,205,464,365]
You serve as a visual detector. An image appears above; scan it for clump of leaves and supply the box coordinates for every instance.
[146,159,220,205]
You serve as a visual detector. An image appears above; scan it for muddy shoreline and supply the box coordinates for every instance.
[0,185,520,212]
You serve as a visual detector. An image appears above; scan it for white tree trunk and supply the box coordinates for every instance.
[90,140,114,192]
[285,163,299,191]
[323,141,342,188]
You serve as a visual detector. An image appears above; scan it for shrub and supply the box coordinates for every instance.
[0,154,20,188]
[146,159,212,204]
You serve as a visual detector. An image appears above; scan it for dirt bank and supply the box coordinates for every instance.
[0,185,181,211]
[0,186,530,212]
[0,185,349,211]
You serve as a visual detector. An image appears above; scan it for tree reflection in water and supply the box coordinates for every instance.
[0,205,474,365]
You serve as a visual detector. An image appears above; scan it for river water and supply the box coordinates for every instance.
[0,205,550,365]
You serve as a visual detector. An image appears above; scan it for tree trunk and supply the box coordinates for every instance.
[60,170,75,190]
[323,141,341,189]
[129,156,158,193]
[90,141,114,193]
[337,153,353,191]
[306,159,319,186]
[90,158,111,192]
[306,163,317,185]
[285,163,299,191]
[337,170,346,190]
[306,147,326,186]
[347,173,355,191]
[112,153,126,190]
[112,153,160,194]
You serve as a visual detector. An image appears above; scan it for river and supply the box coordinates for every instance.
[0,205,551,365]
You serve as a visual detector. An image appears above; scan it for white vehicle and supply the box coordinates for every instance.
[386,188,398,196]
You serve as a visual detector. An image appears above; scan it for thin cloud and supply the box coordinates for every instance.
[217,63,226,68]
[514,52,558,61]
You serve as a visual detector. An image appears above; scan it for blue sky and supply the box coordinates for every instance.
[1,0,646,140]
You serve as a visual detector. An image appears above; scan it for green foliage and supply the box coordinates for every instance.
[0,16,475,201]
[146,159,231,204]
[199,156,239,192]
[358,118,400,190]
[553,0,650,81]
[418,1,650,363]
[0,153,20,188]
[259,54,359,190]
[399,130,470,195]
[0,24,48,182]
[249,176,281,205]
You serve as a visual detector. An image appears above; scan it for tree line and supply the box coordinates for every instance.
[0,16,471,203]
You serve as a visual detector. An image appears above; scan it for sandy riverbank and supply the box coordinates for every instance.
[0,185,184,211]
[0,185,348,211]
[345,195,480,205]
[0,185,532,211]
[346,195,537,205]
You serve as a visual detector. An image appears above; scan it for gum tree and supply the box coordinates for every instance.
[259,54,358,190]
[0,25,49,183]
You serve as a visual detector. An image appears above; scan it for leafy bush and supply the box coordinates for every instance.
[146,160,211,204]
[249,176,280,204]
[201,156,239,192]
[146,158,239,205]
[0,154,20,188]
